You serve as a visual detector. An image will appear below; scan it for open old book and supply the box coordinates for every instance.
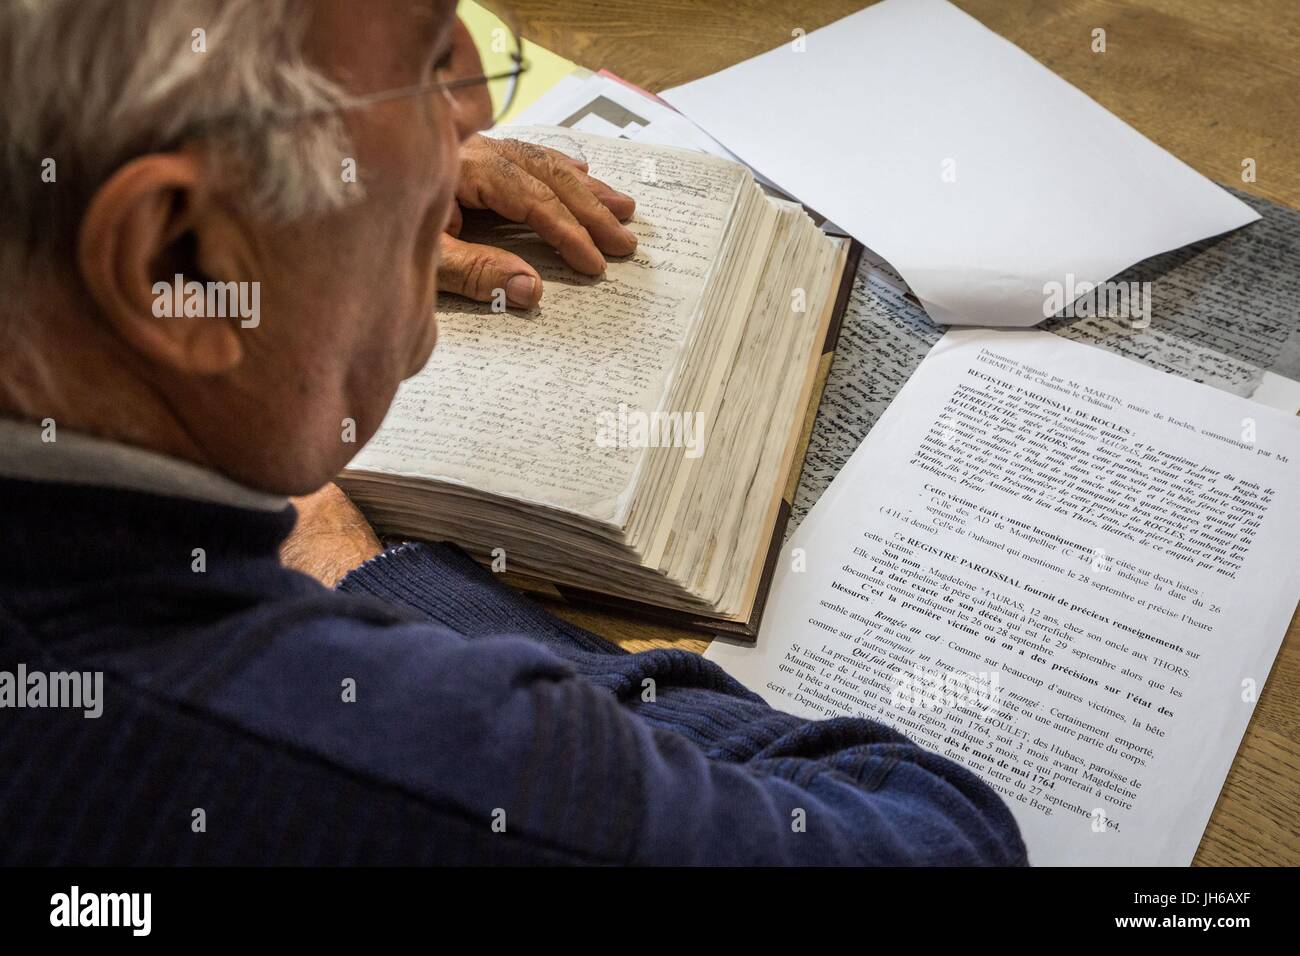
[341,127,858,636]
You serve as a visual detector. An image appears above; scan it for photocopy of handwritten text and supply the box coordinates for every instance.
[709,329,1300,864]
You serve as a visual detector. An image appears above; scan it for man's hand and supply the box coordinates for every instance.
[439,135,637,309]
[281,483,383,588]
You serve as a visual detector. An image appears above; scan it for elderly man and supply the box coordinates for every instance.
[0,0,1025,865]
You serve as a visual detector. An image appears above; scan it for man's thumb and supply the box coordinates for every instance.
[438,235,542,309]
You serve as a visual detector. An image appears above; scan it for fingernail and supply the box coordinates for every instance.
[505,275,537,307]
[620,226,638,252]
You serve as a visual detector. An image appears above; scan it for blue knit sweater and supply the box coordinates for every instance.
[0,475,1027,865]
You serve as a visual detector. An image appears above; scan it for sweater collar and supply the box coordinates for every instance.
[0,420,298,586]
[0,418,287,513]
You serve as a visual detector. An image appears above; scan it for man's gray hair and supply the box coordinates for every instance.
[0,0,354,264]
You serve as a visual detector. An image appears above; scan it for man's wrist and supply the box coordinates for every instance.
[281,483,383,587]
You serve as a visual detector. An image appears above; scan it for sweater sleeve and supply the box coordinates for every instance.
[331,541,1028,864]
[532,665,1028,864]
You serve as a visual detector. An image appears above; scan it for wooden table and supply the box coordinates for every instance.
[509,0,1300,865]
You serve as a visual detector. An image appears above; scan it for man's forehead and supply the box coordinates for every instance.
[410,0,459,36]
[311,0,456,39]
[309,0,458,86]
[418,0,459,28]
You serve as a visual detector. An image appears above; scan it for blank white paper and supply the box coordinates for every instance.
[663,0,1261,328]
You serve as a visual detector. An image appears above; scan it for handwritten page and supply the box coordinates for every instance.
[708,329,1300,864]
[349,128,748,523]
[663,0,1259,328]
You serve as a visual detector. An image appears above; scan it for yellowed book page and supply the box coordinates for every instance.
[347,128,748,523]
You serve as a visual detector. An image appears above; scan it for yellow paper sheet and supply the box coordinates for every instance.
[460,1,583,124]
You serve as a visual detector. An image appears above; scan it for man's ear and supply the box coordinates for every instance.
[77,151,244,376]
